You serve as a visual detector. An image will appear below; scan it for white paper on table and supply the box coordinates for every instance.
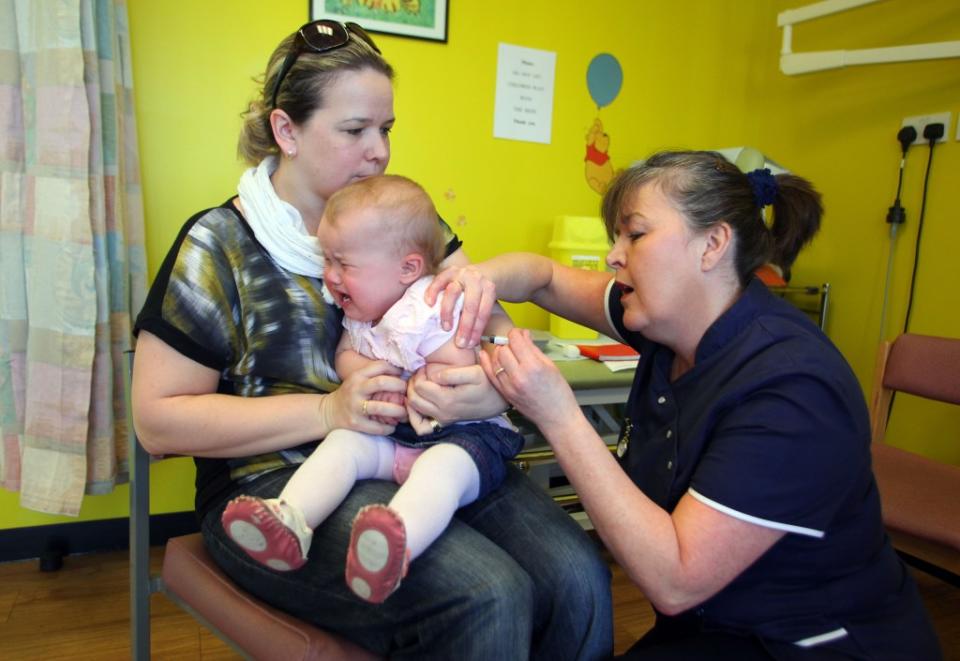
[605,359,639,372]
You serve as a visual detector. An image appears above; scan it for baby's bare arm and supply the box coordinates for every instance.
[335,332,407,425]
[407,337,479,434]
[334,332,379,379]
[425,336,478,373]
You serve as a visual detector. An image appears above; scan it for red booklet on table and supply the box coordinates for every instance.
[575,343,639,361]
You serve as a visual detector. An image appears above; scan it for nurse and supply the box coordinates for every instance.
[430,150,941,659]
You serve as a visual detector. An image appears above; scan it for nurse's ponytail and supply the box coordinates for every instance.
[601,151,823,287]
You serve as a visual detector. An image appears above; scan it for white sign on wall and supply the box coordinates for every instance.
[493,43,557,144]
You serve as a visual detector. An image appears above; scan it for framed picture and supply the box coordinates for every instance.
[310,1,448,43]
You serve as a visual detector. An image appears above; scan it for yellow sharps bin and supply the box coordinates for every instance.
[548,216,611,339]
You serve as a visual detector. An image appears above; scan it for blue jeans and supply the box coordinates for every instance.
[202,464,613,660]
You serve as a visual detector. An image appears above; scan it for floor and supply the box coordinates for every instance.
[0,546,955,659]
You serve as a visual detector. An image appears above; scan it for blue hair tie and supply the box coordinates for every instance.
[746,168,778,208]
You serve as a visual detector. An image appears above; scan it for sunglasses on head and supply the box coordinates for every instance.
[270,19,381,109]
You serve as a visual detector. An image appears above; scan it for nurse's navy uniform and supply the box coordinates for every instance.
[608,277,940,658]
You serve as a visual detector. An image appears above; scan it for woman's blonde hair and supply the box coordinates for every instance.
[238,29,394,165]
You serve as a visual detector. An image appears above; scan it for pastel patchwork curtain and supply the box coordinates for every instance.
[0,0,146,515]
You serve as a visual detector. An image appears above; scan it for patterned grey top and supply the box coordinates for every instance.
[134,199,460,518]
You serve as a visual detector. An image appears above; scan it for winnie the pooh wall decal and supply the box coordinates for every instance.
[584,118,615,195]
[584,53,622,194]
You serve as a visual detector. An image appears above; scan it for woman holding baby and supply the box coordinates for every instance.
[132,18,611,660]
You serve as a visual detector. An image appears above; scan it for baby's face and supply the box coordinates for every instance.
[317,208,407,322]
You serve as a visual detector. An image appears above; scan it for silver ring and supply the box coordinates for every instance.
[494,367,506,377]
[429,418,442,433]
[361,399,369,416]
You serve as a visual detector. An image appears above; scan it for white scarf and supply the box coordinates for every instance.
[237,156,324,278]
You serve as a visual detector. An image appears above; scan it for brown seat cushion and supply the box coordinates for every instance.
[162,534,381,660]
[871,443,960,551]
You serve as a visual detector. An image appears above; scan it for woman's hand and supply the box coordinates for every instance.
[406,401,435,436]
[478,328,580,432]
[319,361,407,436]
[405,363,508,426]
[425,264,497,348]
[370,390,407,426]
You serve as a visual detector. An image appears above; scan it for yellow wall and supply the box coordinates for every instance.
[754,1,960,462]
[2,0,957,528]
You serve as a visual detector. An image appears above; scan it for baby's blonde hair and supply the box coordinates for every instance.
[324,175,445,273]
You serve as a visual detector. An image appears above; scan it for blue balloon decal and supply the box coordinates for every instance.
[586,53,623,109]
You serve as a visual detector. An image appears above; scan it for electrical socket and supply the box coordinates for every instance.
[900,112,952,145]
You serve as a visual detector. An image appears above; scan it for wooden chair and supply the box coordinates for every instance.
[868,333,960,586]
[126,355,380,660]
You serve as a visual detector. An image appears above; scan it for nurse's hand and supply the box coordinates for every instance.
[406,363,508,425]
[426,265,496,348]
[479,328,579,431]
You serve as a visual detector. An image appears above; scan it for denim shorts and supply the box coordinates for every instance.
[391,421,524,499]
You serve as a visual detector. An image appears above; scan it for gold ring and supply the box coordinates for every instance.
[494,367,506,377]
[361,399,369,416]
[429,418,442,433]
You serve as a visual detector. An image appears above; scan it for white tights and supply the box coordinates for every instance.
[279,429,481,560]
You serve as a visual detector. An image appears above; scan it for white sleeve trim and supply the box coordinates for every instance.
[603,278,626,343]
[795,627,849,647]
[688,488,825,539]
